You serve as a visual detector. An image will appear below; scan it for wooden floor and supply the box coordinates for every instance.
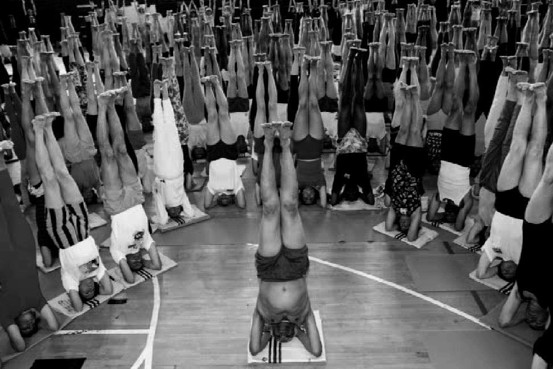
[2,155,533,369]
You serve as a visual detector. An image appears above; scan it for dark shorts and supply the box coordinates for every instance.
[495,187,529,220]
[182,145,194,175]
[207,140,238,162]
[86,114,98,142]
[441,128,475,168]
[297,159,326,189]
[255,245,310,282]
[425,130,442,173]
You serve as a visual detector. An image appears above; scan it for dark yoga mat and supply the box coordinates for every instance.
[31,358,86,369]
[405,254,490,292]
[423,331,532,369]
[481,301,543,347]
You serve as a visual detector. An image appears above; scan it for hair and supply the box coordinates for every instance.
[15,310,40,338]
[78,279,100,302]
[444,201,459,223]
[271,321,296,343]
[300,186,318,206]
[342,182,359,202]
[217,193,233,207]
[398,214,411,233]
[191,146,207,160]
[167,205,183,219]
[526,299,549,330]
[126,252,144,271]
[497,260,517,282]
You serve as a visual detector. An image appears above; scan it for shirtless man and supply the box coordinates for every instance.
[249,122,322,357]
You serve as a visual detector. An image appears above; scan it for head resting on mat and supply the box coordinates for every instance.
[126,251,144,271]
[78,278,100,301]
[525,297,549,330]
[191,146,207,161]
[271,319,297,343]
[398,215,411,233]
[217,193,234,207]
[497,260,517,282]
[342,182,359,202]
[300,186,317,206]
[444,201,459,224]
[15,309,40,337]
[166,205,183,219]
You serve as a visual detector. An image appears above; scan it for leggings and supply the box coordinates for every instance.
[115,105,139,173]
[128,51,151,98]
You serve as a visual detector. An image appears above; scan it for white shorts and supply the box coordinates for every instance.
[207,159,245,195]
[437,161,471,206]
[482,211,523,264]
[110,204,153,264]
[59,236,106,292]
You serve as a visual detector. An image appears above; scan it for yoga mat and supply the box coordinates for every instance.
[405,254,490,292]
[247,310,326,364]
[107,252,177,289]
[423,330,533,369]
[36,248,60,273]
[88,212,108,229]
[373,222,438,249]
[155,205,210,233]
[469,270,514,295]
[423,214,475,237]
[480,302,542,347]
[48,281,125,318]
[31,358,86,369]
[328,199,383,211]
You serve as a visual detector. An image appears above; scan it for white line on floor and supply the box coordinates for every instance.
[309,256,492,330]
[130,277,161,369]
[54,329,149,336]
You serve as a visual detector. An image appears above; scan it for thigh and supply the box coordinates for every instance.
[280,204,306,250]
[259,208,282,257]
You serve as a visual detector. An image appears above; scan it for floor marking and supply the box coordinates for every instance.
[54,329,149,336]
[130,277,161,369]
[309,256,492,329]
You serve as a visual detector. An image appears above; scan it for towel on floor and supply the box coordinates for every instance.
[36,249,60,273]
[107,252,177,289]
[88,212,108,229]
[329,199,382,211]
[156,205,210,233]
[48,281,125,318]
[373,222,439,249]
[469,270,515,295]
[247,310,326,364]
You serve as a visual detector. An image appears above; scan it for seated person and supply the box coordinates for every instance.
[475,82,545,281]
[292,56,327,208]
[330,47,374,206]
[497,113,552,369]
[0,140,58,352]
[32,112,113,312]
[427,51,477,231]
[250,122,322,357]
[151,80,196,224]
[384,81,425,242]
[202,75,246,209]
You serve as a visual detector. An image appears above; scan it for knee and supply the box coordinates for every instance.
[262,199,280,216]
[281,197,299,215]
[114,142,129,158]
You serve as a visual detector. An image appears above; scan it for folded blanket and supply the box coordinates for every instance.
[156,205,210,233]
[373,222,438,249]
[89,212,108,229]
[329,199,382,211]
[469,270,514,295]
[107,253,178,289]
[247,310,326,364]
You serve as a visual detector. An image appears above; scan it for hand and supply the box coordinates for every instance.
[0,140,14,152]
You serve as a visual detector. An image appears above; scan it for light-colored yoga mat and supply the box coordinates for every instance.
[247,310,326,364]
[36,249,60,273]
[107,252,177,289]
[88,212,108,229]
[480,302,542,348]
[423,330,533,369]
[469,270,514,295]
[405,254,490,292]
[328,199,382,211]
[373,222,438,249]
[423,214,475,237]
[156,205,210,233]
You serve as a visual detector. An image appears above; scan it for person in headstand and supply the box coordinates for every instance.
[330,47,374,206]
[202,75,246,208]
[0,140,58,352]
[32,112,112,312]
[226,39,250,112]
[95,88,161,284]
[475,82,547,282]
[384,74,425,241]
[292,56,327,208]
[427,50,478,231]
[249,121,322,357]
[152,80,196,225]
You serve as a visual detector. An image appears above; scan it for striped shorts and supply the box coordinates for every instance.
[45,201,90,249]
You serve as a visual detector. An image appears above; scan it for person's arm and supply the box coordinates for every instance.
[249,308,271,356]
[68,290,84,312]
[426,192,443,221]
[6,324,26,352]
[455,195,473,232]
[98,272,113,296]
[385,207,398,232]
[39,305,59,331]
[318,186,327,208]
[295,310,322,357]
[498,282,525,328]
[235,189,246,209]
[204,190,217,209]
[407,207,422,242]
[119,259,136,284]
[142,241,162,270]
[475,252,497,279]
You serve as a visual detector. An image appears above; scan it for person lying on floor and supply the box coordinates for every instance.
[330,47,374,206]
[384,65,425,241]
[95,88,162,283]
[292,56,327,208]
[475,82,545,281]
[152,80,196,224]
[202,75,246,209]
[32,112,112,312]
[249,122,322,357]
[427,51,477,231]
[0,140,58,352]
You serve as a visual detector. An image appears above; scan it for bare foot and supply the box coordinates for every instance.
[278,121,293,142]
[31,114,46,132]
[44,112,61,129]
[98,89,117,106]
[530,82,546,100]
[261,122,278,146]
